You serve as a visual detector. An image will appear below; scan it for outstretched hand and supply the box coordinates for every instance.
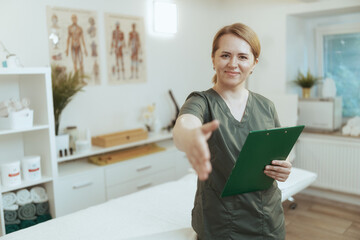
[185,120,220,181]
[264,160,292,182]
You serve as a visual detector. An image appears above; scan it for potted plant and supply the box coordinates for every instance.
[51,65,86,135]
[293,69,321,98]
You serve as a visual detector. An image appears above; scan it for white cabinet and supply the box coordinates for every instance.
[0,68,57,236]
[104,148,175,187]
[54,168,105,217]
[106,169,175,199]
[56,136,190,216]
[298,98,342,131]
[174,149,191,179]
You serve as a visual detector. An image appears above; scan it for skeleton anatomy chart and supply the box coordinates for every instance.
[47,7,101,85]
[105,13,146,84]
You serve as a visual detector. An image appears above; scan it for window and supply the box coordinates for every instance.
[153,1,177,34]
[316,24,360,117]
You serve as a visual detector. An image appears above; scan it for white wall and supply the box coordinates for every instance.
[1,0,359,136]
[0,0,217,135]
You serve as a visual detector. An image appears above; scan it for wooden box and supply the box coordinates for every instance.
[92,128,148,148]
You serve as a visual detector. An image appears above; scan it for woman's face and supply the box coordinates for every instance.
[212,34,258,88]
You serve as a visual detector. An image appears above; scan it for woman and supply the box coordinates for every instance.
[173,23,291,239]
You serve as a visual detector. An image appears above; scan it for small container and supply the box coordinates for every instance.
[1,161,21,187]
[55,134,69,158]
[75,140,91,154]
[0,108,33,130]
[21,156,41,181]
[64,126,78,151]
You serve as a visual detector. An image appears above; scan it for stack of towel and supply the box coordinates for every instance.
[2,186,52,234]
[342,116,360,137]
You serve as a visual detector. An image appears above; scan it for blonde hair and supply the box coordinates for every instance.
[211,23,261,84]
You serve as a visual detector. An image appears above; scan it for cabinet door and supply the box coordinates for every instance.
[105,150,175,187]
[172,149,192,179]
[298,101,334,129]
[106,168,175,200]
[54,168,105,217]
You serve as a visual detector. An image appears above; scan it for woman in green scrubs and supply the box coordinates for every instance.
[173,23,292,240]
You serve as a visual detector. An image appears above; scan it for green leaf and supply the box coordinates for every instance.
[51,65,87,135]
[293,69,322,88]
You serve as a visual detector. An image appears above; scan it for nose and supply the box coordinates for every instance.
[228,56,238,68]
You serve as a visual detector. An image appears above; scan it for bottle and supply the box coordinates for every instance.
[64,126,78,151]
[151,118,162,133]
[0,50,7,68]
[0,41,9,68]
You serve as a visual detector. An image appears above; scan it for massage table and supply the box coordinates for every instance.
[3,168,316,240]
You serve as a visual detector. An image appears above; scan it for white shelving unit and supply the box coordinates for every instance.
[0,68,57,236]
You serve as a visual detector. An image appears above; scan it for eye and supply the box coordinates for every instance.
[220,54,230,58]
[239,55,248,60]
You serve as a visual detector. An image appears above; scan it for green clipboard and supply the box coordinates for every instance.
[221,125,305,197]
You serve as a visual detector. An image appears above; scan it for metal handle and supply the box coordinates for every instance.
[137,182,152,190]
[136,165,152,172]
[73,182,93,189]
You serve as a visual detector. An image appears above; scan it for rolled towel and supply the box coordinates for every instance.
[19,219,37,229]
[342,125,351,135]
[348,116,360,127]
[18,203,37,220]
[5,224,20,234]
[4,204,19,211]
[0,107,11,117]
[2,192,17,208]
[0,100,10,109]
[36,214,52,224]
[36,201,49,215]
[16,189,32,206]
[30,187,48,203]
[4,210,18,223]
[350,126,360,137]
[5,219,21,225]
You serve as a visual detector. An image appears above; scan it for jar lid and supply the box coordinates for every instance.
[1,161,20,167]
[22,156,41,162]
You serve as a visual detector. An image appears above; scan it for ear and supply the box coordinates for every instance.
[212,56,215,69]
[251,58,259,72]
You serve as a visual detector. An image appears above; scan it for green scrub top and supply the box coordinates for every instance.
[179,88,285,240]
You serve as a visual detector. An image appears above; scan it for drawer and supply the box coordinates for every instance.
[105,150,176,187]
[174,150,192,179]
[106,168,176,200]
[54,168,106,217]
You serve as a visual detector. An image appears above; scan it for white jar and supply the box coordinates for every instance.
[21,156,41,181]
[1,161,21,187]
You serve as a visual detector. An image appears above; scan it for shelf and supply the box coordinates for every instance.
[0,176,53,193]
[0,124,49,136]
[0,67,50,76]
[57,131,173,163]
[0,67,56,236]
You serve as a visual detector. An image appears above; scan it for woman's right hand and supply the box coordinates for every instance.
[183,120,220,181]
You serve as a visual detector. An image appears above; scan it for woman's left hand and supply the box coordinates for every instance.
[264,160,292,182]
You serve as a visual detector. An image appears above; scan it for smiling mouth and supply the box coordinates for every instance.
[225,71,240,75]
